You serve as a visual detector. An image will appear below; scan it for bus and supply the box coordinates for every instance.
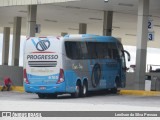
[24,34,130,98]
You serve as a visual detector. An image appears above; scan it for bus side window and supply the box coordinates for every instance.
[104,44,110,59]
[65,42,72,59]
[108,42,119,60]
[65,42,81,59]
[87,42,97,59]
[96,43,105,59]
[108,49,112,59]
[108,43,113,59]
[113,49,119,60]
[72,42,79,59]
[80,42,88,59]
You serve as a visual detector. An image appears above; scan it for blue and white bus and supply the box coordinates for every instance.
[24,34,130,98]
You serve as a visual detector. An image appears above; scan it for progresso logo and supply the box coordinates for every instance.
[31,38,50,51]
[36,40,50,51]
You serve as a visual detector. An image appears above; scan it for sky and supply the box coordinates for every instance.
[0,33,160,71]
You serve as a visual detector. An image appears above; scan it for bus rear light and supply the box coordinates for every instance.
[24,69,30,84]
[24,78,30,84]
[57,69,65,84]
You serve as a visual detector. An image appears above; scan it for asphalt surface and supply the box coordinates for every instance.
[1,91,160,120]
[0,91,160,108]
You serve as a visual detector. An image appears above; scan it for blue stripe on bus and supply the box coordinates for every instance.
[31,39,37,47]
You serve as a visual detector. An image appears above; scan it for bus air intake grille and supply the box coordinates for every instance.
[28,61,57,67]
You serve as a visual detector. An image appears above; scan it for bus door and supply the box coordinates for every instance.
[117,43,130,87]
[105,43,119,88]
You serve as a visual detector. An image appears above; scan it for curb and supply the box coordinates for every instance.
[120,90,160,96]
[1,86,160,96]
[12,86,24,92]
[0,86,24,92]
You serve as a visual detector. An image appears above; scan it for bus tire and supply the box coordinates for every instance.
[46,94,57,99]
[111,88,118,94]
[71,81,81,98]
[38,93,46,99]
[82,81,88,97]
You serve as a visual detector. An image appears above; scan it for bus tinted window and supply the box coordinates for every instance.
[111,43,119,59]
[65,42,81,59]
[79,42,88,59]
[65,41,118,60]
[87,42,97,59]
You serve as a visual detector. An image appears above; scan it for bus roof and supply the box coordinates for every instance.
[26,34,121,44]
[63,34,120,43]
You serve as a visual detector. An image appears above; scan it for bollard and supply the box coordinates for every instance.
[145,75,151,91]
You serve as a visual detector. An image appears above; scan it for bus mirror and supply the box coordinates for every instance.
[123,67,129,71]
[123,50,131,62]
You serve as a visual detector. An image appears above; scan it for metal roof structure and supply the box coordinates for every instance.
[0,0,160,47]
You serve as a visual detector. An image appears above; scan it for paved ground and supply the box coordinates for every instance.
[1,91,160,109]
[0,91,160,120]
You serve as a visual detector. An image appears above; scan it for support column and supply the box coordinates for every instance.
[135,0,149,90]
[79,23,87,34]
[2,27,10,65]
[103,11,113,36]
[11,17,22,66]
[27,5,37,37]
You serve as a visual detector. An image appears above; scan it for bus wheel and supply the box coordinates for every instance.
[38,93,46,99]
[46,94,57,99]
[111,88,118,94]
[82,81,88,97]
[71,82,81,98]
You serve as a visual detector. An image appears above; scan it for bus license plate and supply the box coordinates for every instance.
[40,86,46,90]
